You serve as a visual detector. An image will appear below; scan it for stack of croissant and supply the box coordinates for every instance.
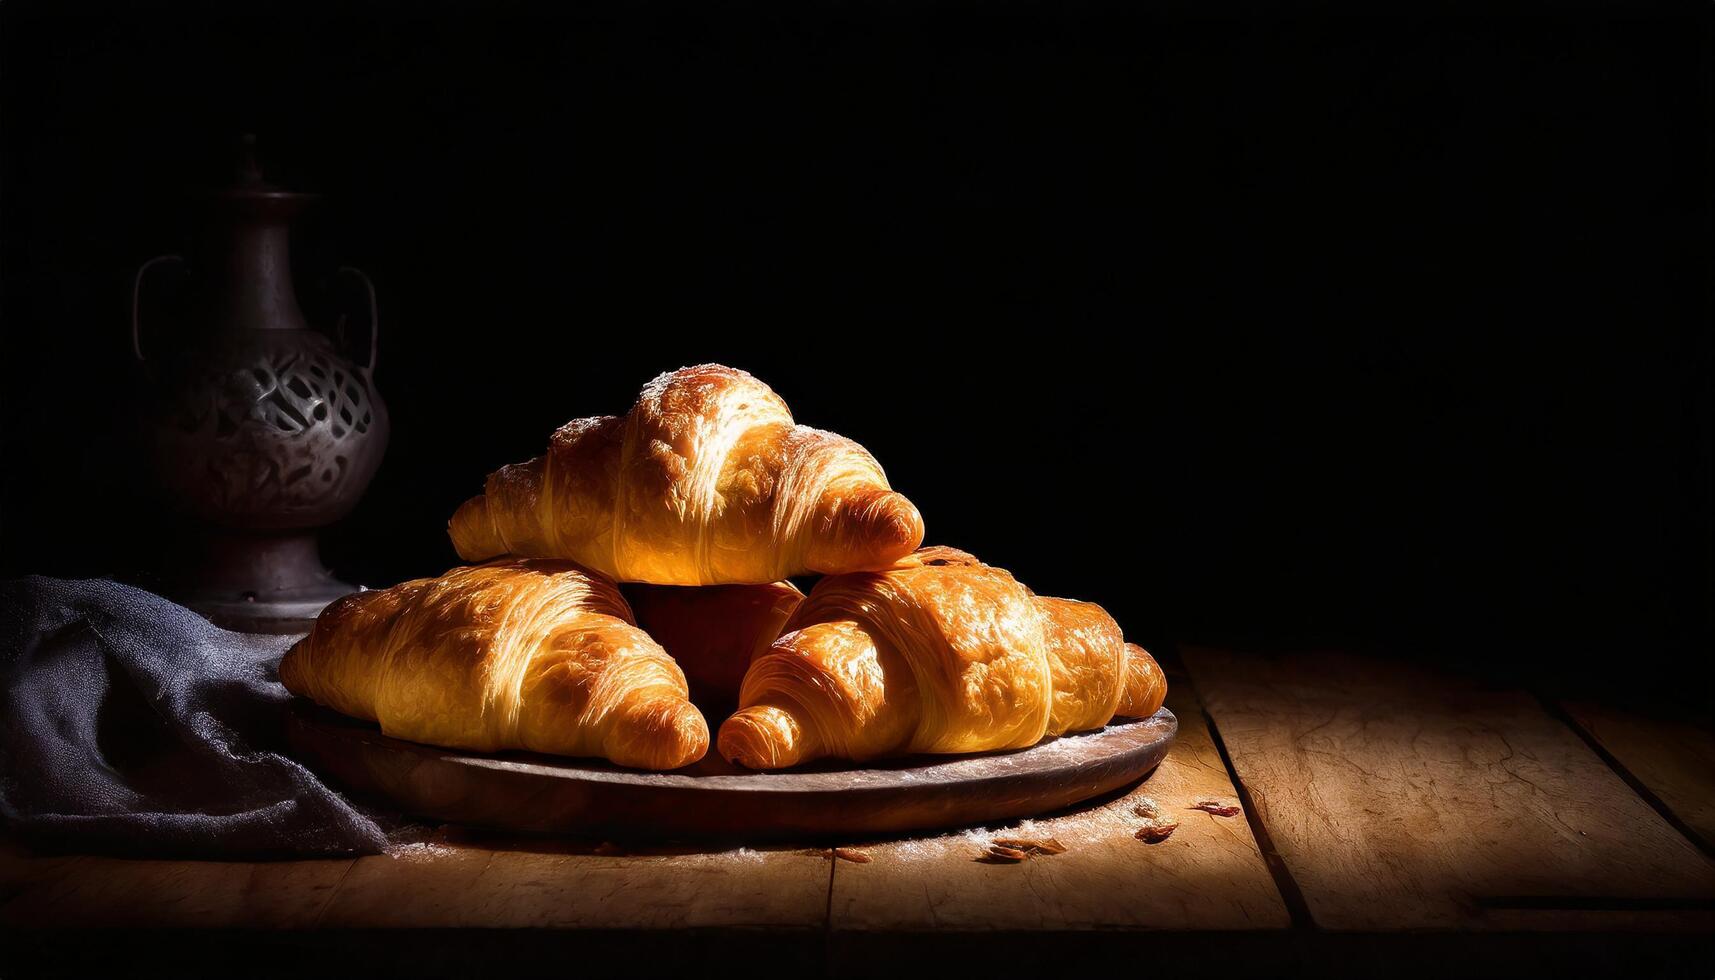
[282,365,1166,771]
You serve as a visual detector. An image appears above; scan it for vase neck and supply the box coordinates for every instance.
[197,195,312,333]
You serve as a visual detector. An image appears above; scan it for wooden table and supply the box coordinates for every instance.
[5,647,1712,977]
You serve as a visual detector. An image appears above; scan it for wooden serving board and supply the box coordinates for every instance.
[286,701,1176,841]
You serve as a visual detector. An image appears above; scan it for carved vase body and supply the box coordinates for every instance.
[151,330,386,529]
[135,150,387,632]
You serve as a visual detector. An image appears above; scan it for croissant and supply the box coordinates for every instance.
[449,364,925,585]
[624,580,804,710]
[717,547,1166,770]
[280,559,708,770]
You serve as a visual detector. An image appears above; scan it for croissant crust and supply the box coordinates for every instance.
[449,364,925,585]
[280,559,708,770]
[718,546,1166,769]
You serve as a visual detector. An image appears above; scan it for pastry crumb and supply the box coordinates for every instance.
[982,844,1030,863]
[992,836,1067,855]
[1189,799,1242,817]
[1135,818,1180,843]
[808,846,873,863]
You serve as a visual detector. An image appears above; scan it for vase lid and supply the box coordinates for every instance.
[197,134,317,215]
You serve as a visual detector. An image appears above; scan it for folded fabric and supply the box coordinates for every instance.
[0,576,387,858]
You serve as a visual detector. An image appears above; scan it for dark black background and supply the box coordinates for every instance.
[2,1,1708,705]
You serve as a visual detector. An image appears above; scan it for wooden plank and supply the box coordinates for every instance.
[826,673,1291,932]
[0,834,828,933]
[1183,646,1715,931]
[315,832,831,930]
[0,850,354,929]
[0,839,85,907]
[1560,699,1715,850]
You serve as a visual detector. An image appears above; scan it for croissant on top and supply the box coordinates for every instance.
[449,365,925,586]
[718,546,1166,770]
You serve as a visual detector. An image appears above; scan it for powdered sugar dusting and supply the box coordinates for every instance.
[385,840,459,862]
[878,816,1058,861]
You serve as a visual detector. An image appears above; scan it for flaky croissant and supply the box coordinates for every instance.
[718,547,1166,770]
[449,365,925,585]
[280,560,708,770]
[624,580,804,711]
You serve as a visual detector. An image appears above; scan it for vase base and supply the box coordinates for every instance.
[165,529,362,634]
[185,580,357,635]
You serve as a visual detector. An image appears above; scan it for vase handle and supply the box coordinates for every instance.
[334,266,380,375]
[130,254,183,363]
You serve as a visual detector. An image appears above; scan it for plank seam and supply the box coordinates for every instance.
[1199,704,1317,930]
[823,847,837,979]
[1171,644,1316,930]
[309,857,361,929]
[1537,695,1715,861]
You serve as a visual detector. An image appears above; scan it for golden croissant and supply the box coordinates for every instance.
[624,581,805,712]
[280,560,708,770]
[718,547,1166,770]
[449,364,925,585]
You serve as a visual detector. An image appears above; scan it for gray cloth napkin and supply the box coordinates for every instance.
[0,576,388,857]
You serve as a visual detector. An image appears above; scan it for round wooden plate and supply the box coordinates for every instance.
[286,701,1176,840]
